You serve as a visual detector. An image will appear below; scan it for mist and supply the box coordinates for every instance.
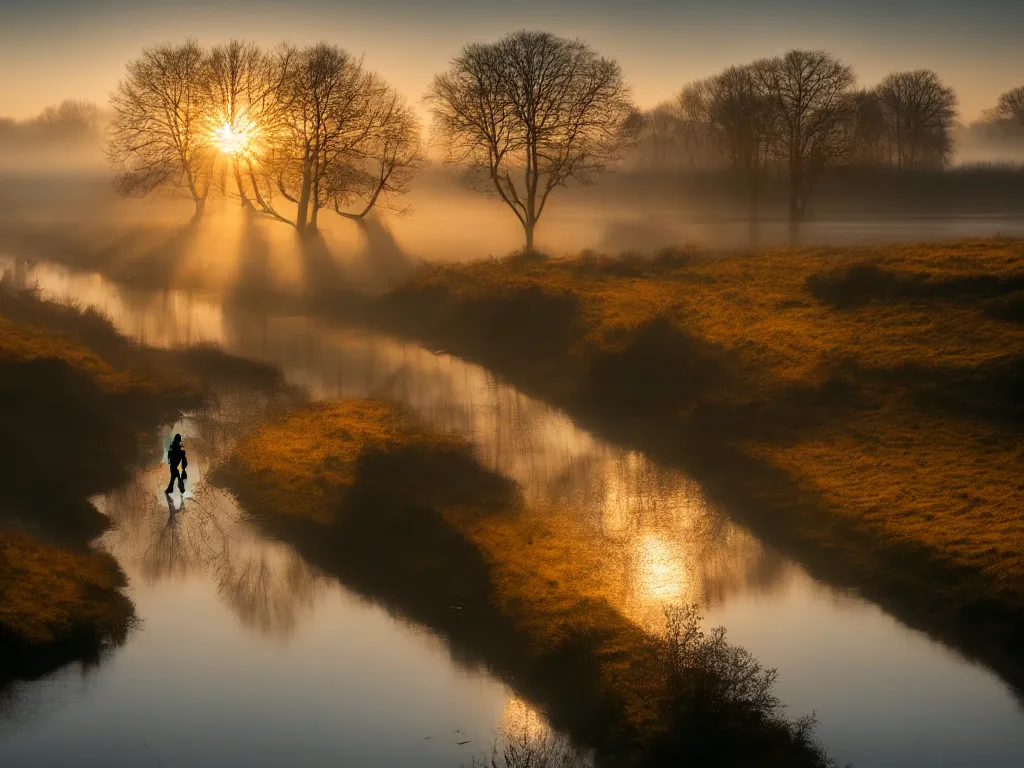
[4,8,1024,768]
[1,33,1023,294]
[0,100,108,173]
[2,158,1022,295]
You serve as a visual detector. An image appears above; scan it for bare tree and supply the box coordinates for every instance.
[705,64,775,225]
[635,101,686,170]
[273,43,419,234]
[331,89,423,220]
[754,50,855,240]
[426,30,637,251]
[35,100,102,137]
[203,40,297,224]
[876,69,957,169]
[849,89,888,166]
[676,80,715,168]
[995,85,1024,130]
[108,40,214,218]
[204,40,264,209]
[0,100,103,156]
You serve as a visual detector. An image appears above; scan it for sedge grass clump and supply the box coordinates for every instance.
[0,531,133,679]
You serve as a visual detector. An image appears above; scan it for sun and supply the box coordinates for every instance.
[212,121,251,156]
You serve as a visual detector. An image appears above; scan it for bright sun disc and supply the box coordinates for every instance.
[213,122,249,155]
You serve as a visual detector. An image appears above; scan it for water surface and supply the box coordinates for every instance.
[2,255,1024,767]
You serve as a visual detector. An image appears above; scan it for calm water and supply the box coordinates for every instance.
[2,255,1024,767]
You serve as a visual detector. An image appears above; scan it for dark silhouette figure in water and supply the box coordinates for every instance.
[165,433,187,495]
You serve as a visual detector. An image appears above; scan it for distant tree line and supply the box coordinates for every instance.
[96,32,1024,247]
[637,66,1021,173]
[0,100,103,146]
[639,57,966,237]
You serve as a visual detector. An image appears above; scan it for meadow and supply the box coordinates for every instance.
[372,237,1024,684]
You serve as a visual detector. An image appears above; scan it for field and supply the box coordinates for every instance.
[372,238,1024,683]
[216,399,835,767]
[0,282,281,685]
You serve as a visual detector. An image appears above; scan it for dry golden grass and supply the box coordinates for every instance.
[414,239,1024,380]
[0,317,140,391]
[0,290,202,399]
[230,400,632,638]
[676,240,1024,382]
[401,238,1024,609]
[228,400,460,524]
[748,411,1024,587]
[227,399,658,727]
[0,531,130,646]
[221,400,836,764]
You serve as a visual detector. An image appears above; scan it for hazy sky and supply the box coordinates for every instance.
[1,0,1021,122]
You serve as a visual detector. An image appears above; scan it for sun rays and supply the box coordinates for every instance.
[211,120,253,157]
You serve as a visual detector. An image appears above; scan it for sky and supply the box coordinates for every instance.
[1,0,1022,123]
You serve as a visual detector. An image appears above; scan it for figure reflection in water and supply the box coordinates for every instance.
[165,433,188,495]
[164,488,184,516]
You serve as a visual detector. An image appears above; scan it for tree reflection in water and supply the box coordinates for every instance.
[93,396,328,640]
[216,324,799,634]
[466,695,594,768]
[11,256,801,639]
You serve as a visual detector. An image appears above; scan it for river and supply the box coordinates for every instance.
[1,254,1023,767]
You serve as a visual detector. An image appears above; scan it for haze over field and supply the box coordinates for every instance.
[3,4,1024,768]
[1,2,1022,272]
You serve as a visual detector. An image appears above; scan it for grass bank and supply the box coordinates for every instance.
[368,238,1024,693]
[215,399,835,767]
[0,280,283,686]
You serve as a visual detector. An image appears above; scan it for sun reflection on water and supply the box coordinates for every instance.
[633,532,687,605]
[1,253,794,639]
[500,694,550,742]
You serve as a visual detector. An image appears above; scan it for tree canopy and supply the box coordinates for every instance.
[426,30,637,250]
[107,39,421,230]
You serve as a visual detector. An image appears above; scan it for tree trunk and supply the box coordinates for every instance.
[788,166,802,246]
[524,218,535,252]
[234,161,252,208]
[296,158,312,232]
[247,162,293,226]
[184,166,204,222]
[747,166,761,248]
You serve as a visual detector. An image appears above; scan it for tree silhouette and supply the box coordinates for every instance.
[634,102,688,171]
[108,40,214,219]
[328,86,422,222]
[705,65,776,229]
[754,50,855,241]
[272,43,421,234]
[107,40,419,231]
[995,86,1024,130]
[849,89,889,166]
[203,40,280,212]
[427,30,636,251]
[875,69,957,169]
[676,81,716,169]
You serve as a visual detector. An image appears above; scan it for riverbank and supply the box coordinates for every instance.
[214,399,836,767]
[367,238,1024,691]
[0,281,284,687]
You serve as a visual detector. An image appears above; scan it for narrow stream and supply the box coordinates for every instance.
[2,254,1023,767]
